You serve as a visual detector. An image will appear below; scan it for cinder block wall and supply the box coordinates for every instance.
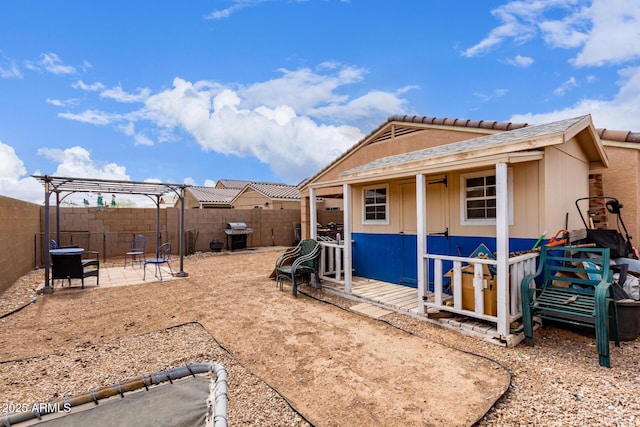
[41,206,346,260]
[0,195,41,293]
[1,196,346,293]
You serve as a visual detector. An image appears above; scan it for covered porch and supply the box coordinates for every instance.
[302,116,609,345]
[313,234,537,346]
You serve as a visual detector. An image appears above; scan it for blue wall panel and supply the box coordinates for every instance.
[352,232,538,287]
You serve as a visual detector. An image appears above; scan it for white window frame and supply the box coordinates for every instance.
[460,168,514,226]
[362,184,389,225]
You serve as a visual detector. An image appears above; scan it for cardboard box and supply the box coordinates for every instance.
[446,264,498,316]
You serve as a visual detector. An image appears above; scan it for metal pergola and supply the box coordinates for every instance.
[33,175,189,292]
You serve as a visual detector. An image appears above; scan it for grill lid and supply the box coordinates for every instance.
[225,222,253,235]
[226,222,247,230]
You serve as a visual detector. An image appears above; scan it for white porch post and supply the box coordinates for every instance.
[416,174,427,313]
[310,187,317,240]
[496,163,509,337]
[343,184,352,293]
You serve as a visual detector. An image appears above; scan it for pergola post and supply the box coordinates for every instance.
[42,178,53,293]
[175,186,188,277]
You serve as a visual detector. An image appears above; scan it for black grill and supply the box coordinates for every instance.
[224,222,253,250]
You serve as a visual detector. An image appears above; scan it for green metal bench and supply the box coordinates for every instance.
[520,246,619,367]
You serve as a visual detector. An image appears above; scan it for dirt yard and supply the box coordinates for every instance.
[0,249,510,426]
[1,248,639,426]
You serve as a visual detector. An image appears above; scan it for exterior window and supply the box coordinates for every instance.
[363,185,388,224]
[465,175,496,220]
[460,169,513,225]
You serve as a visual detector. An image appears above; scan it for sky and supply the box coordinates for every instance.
[1,0,639,206]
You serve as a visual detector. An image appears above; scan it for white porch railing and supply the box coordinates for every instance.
[424,251,539,330]
[318,240,346,285]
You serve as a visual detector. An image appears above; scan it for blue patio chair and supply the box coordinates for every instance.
[143,242,173,281]
[124,235,147,268]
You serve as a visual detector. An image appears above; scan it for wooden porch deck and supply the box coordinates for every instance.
[320,277,518,346]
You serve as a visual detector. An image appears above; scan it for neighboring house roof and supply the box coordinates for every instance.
[232,182,300,205]
[597,129,640,143]
[215,179,251,189]
[338,115,606,182]
[186,187,240,206]
[188,182,300,207]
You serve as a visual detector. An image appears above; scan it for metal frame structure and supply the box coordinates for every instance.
[33,175,189,292]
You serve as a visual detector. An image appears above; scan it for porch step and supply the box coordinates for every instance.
[350,302,392,319]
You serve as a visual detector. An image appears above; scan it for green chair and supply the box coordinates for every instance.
[521,246,619,367]
[275,238,321,297]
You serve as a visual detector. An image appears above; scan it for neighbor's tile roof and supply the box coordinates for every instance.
[246,182,300,200]
[187,187,240,204]
[189,182,300,203]
[597,129,640,143]
[341,115,589,176]
[216,179,251,189]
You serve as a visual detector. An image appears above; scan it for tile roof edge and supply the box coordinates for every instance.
[596,128,640,143]
[386,115,528,131]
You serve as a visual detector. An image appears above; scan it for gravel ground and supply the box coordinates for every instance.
[1,252,640,426]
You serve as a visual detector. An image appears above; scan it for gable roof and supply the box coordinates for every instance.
[215,179,251,189]
[230,183,300,206]
[240,182,300,201]
[301,115,530,189]
[302,113,632,189]
[336,115,606,183]
[187,182,300,206]
[186,186,240,206]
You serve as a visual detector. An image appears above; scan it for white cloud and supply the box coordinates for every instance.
[0,56,22,79]
[58,109,116,125]
[34,146,160,207]
[145,76,366,182]
[553,76,579,96]
[0,142,27,179]
[510,66,640,130]
[463,0,640,68]
[504,55,534,67]
[205,0,270,20]
[100,85,152,103]
[39,53,76,75]
[572,0,640,66]
[56,64,410,183]
[134,134,154,146]
[183,177,197,186]
[461,0,569,57]
[73,80,106,92]
[473,88,509,102]
[0,141,45,203]
[37,146,130,180]
[139,63,408,181]
[46,98,80,108]
[240,65,365,114]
